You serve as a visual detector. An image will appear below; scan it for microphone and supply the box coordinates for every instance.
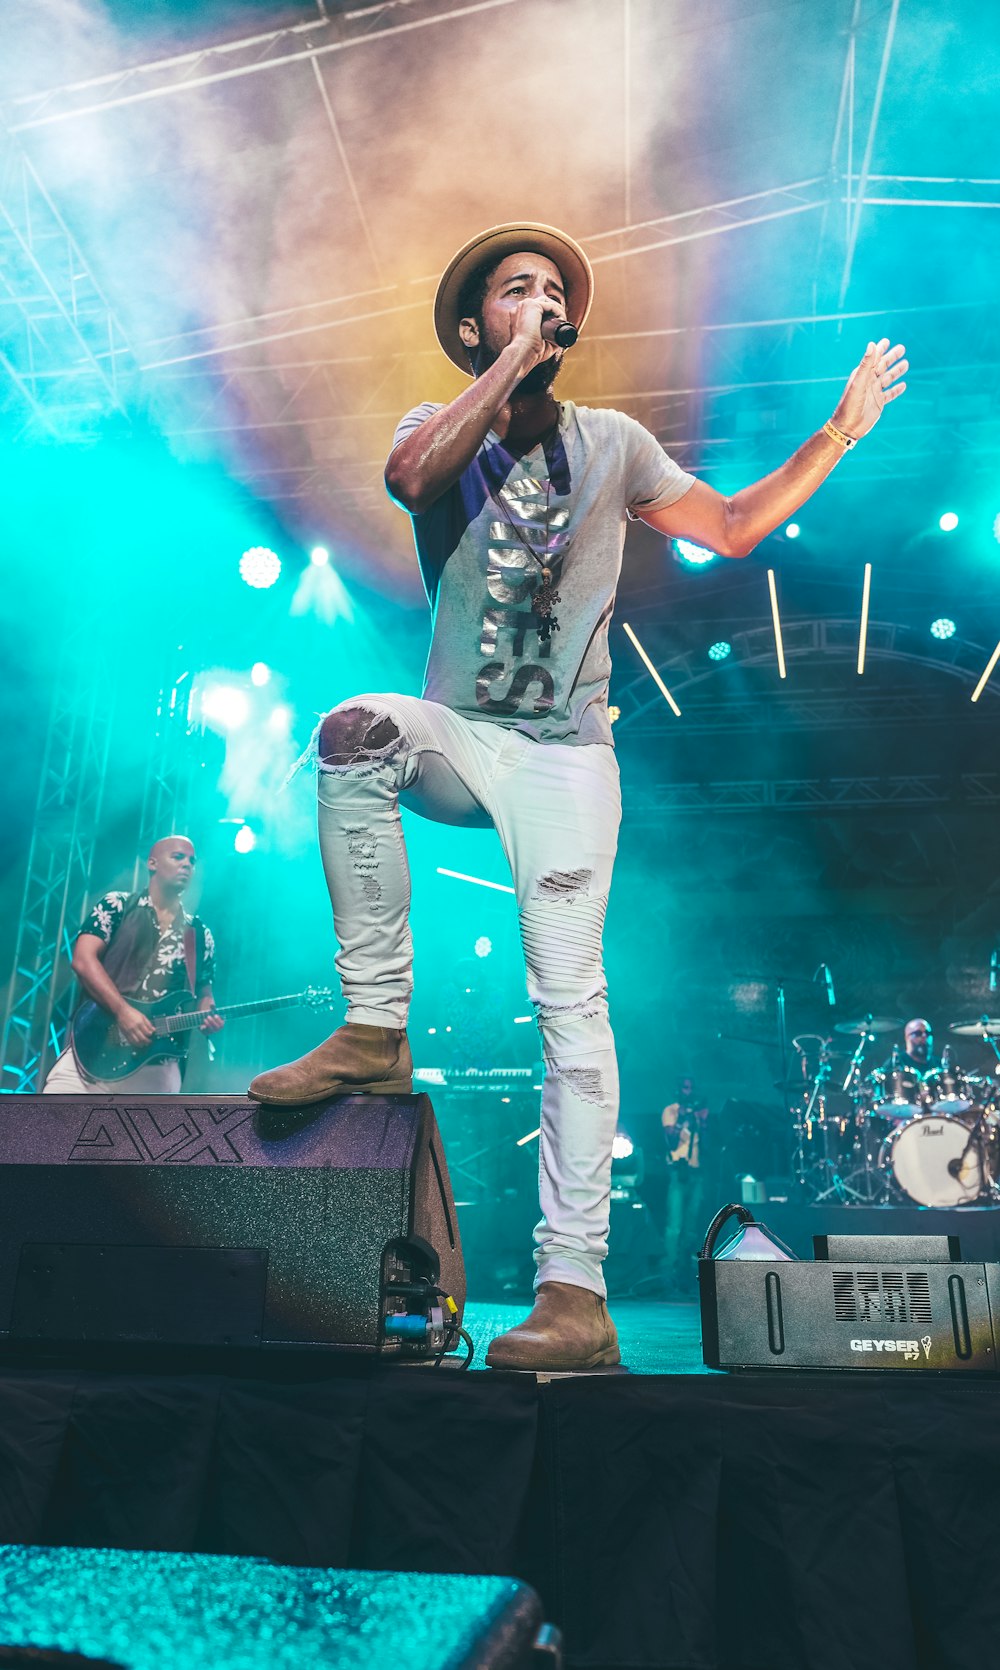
[991,948,998,993]
[541,317,578,348]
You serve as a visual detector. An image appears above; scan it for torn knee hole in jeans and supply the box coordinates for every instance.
[552,1063,607,1106]
[533,867,593,902]
[318,706,402,771]
[537,997,603,1022]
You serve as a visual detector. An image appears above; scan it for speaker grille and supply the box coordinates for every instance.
[831,1268,934,1327]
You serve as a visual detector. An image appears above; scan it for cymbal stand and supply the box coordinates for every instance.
[841,1020,875,1093]
[810,1047,867,1204]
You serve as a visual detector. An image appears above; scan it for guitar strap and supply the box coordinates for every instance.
[183,921,199,997]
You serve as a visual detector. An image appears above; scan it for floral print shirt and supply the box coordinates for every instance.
[80,892,216,1005]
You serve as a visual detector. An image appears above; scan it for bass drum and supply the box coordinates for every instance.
[882,1113,991,1207]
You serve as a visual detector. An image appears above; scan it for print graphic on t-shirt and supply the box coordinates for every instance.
[476,466,569,716]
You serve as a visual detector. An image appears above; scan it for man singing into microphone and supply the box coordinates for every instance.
[250,222,908,1370]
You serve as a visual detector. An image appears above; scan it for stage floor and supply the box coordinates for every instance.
[463,1298,707,1374]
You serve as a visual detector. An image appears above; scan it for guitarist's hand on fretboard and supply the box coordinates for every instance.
[116,1004,156,1048]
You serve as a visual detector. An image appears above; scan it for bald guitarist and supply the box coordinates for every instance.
[42,835,223,1094]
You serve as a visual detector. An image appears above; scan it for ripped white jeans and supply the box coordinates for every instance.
[316,693,622,1297]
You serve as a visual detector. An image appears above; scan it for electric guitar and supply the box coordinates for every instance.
[71,987,335,1083]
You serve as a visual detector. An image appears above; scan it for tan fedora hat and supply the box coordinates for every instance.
[434,221,594,374]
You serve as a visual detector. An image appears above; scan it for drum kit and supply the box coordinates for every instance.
[791,1014,1000,1207]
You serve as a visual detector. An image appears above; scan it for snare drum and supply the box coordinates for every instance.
[881,1112,991,1207]
[866,1066,925,1123]
[921,1064,974,1116]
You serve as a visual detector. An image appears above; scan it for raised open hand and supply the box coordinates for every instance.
[832,338,908,441]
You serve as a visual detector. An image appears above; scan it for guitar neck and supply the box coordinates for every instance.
[154,993,306,1036]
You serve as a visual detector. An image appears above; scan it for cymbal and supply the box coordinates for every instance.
[950,1017,1000,1037]
[834,1016,901,1036]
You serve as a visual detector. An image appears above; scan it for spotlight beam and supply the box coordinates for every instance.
[767,569,787,679]
[622,622,682,716]
[436,867,515,895]
[971,640,1000,704]
[858,562,872,675]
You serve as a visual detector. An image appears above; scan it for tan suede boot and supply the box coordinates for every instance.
[247,1023,413,1105]
[485,1281,620,1371]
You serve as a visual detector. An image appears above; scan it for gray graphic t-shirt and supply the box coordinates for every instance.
[391,400,695,745]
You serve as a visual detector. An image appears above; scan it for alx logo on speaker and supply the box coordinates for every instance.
[849,1336,933,1361]
[68,1103,253,1164]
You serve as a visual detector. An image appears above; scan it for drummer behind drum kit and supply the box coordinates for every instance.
[792,1014,1000,1208]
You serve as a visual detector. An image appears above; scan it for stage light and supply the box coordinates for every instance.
[767,570,787,679]
[708,641,732,662]
[437,867,516,895]
[938,512,959,533]
[785,522,801,539]
[612,1132,634,1160]
[240,546,281,588]
[250,662,271,686]
[673,537,717,567]
[267,703,292,737]
[971,639,1000,703]
[310,546,330,567]
[857,562,872,676]
[474,936,492,958]
[200,684,249,729]
[622,621,682,716]
[513,1015,533,1024]
[233,824,256,854]
[607,704,621,723]
[930,618,956,640]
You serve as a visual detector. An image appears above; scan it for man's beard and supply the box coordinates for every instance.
[473,339,562,397]
[513,356,562,397]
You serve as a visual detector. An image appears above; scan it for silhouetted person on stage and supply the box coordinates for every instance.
[249,219,908,1370]
[662,1076,711,1293]
[43,835,223,1095]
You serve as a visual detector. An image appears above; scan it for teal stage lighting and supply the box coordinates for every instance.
[930,618,956,640]
[785,522,801,539]
[234,824,257,854]
[708,641,732,661]
[673,538,717,566]
[240,546,281,588]
[310,545,331,566]
[250,662,271,686]
[200,684,249,730]
[938,512,959,533]
[474,936,493,958]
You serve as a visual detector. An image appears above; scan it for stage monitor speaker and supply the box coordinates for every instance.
[0,1546,551,1670]
[700,1244,999,1372]
[0,1093,465,1354]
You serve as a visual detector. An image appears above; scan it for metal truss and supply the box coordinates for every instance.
[0,134,135,434]
[625,772,1000,819]
[0,652,113,1093]
[613,619,1000,732]
[5,0,521,133]
[133,658,206,883]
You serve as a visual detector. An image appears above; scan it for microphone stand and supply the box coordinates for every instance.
[950,1017,1000,1201]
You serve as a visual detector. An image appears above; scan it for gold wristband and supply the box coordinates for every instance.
[823,418,857,452]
